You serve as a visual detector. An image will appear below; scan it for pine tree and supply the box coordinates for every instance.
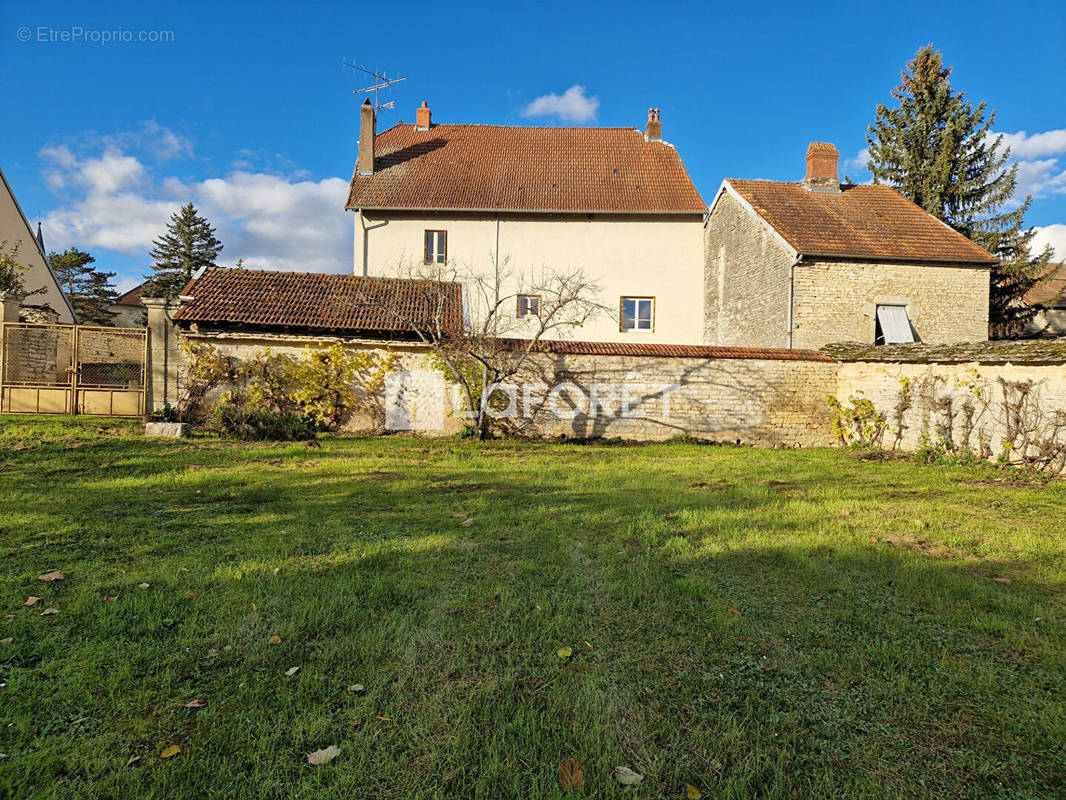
[48,247,120,325]
[866,46,1056,337]
[144,203,223,298]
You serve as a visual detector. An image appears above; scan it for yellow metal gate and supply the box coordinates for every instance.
[0,322,148,417]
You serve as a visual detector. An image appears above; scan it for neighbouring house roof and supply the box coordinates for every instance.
[346,124,706,214]
[113,281,147,307]
[0,166,78,323]
[505,339,834,362]
[1024,264,1066,307]
[722,180,998,264]
[173,268,464,336]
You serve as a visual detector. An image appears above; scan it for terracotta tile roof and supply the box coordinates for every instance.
[1025,264,1066,306]
[347,124,706,213]
[725,180,997,264]
[502,338,834,362]
[173,268,464,335]
[113,281,146,307]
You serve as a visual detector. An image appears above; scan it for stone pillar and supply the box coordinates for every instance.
[144,297,183,413]
[0,291,24,323]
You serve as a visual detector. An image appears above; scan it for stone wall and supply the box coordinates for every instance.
[834,353,1066,455]
[704,190,792,348]
[513,351,839,445]
[0,324,65,383]
[792,259,990,349]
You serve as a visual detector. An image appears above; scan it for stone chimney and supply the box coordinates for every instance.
[803,142,840,192]
[357,99,375,176]
[645,108,662,142]
[415,101,432,131]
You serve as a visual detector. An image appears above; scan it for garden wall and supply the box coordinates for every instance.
[827,341,1066,456]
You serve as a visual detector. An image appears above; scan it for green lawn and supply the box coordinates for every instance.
[0,416,1064,799]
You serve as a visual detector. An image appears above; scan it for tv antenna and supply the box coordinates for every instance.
[343,59,406,111]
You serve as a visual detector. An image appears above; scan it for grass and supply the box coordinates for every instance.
[0,415,1064,799]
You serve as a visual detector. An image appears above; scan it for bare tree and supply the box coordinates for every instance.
[353,256,603,439]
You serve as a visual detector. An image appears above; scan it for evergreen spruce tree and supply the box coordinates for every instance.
[866,46,1056,336]
[144,203,223,298]
[49,247,120,325]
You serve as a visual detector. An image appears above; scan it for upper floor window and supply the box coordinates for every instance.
[875,304,915,345]
[517,294,541,318]
[424,230,447,264]
[620,297,654,332]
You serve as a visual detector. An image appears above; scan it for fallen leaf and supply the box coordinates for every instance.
[348,683,365,695]
[72,717,88,725]
[726,606,741,615]
[125,755,142,767]
[104,596,118,602]
[449,512,466,518]
[184,699,206,709]
[460,518,475,527]
[137,583,150,590]
[183,590,198,599]
[992,577,1012,585]
[307,745,340,765]
[37,570,65,582]
[614,766,643,785]
[0,638,12,645]
[251,602,257,611]
[376,716,391,722]
[40,607,59,616]
[269,636,281,645]
[159,745,181,759]
[559,758,585,791]
[687,784,702,799]
[285,666,300,677]
[557,646,573,659]
[840,509,852,517]
[24,596,42,607]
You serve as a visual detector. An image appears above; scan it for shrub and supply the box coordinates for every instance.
[209,406,317,441]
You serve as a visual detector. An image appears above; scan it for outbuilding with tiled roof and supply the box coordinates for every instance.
[704,142,996,350]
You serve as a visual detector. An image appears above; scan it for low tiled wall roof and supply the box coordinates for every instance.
[504,339,835,362]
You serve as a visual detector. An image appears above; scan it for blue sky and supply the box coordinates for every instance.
[2,0,1064,291]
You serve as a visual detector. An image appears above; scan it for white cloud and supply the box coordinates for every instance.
[1000,129,1066,160]
[1032,224,1066,262]
[522,85,599,123]
[39,127,352,275]
[842,147,870,180]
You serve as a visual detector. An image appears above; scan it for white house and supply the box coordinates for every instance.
[346,101,707,344]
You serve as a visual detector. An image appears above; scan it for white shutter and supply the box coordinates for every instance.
[876,305,915,344]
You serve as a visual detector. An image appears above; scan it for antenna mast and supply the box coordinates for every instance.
[343,59,406,111]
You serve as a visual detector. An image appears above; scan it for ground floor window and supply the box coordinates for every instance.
[620,297,654,332]
[516,294,541,318]
[875,304,915,344]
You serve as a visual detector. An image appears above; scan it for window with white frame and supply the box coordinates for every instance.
[620,297,654,332]
[424,230,447,264]
[517,294,541,318]
[874,304,915,345]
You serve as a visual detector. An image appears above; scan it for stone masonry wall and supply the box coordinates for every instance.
[792,259,990,350]
[836,359,1066,454]
[512,352,839,446]
[1,325,63,383]
[704,191,792,348]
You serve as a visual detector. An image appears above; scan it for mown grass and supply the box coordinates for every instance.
[0,415,1064,799]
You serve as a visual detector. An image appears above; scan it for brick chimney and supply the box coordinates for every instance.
[645,108,662,142]
[357,99,375,176]
[415,101,432,131]
[803,142,840,192]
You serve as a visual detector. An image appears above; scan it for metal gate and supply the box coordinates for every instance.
[0,322,148,417]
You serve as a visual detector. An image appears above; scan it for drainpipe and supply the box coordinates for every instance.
[786,254,801,349]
